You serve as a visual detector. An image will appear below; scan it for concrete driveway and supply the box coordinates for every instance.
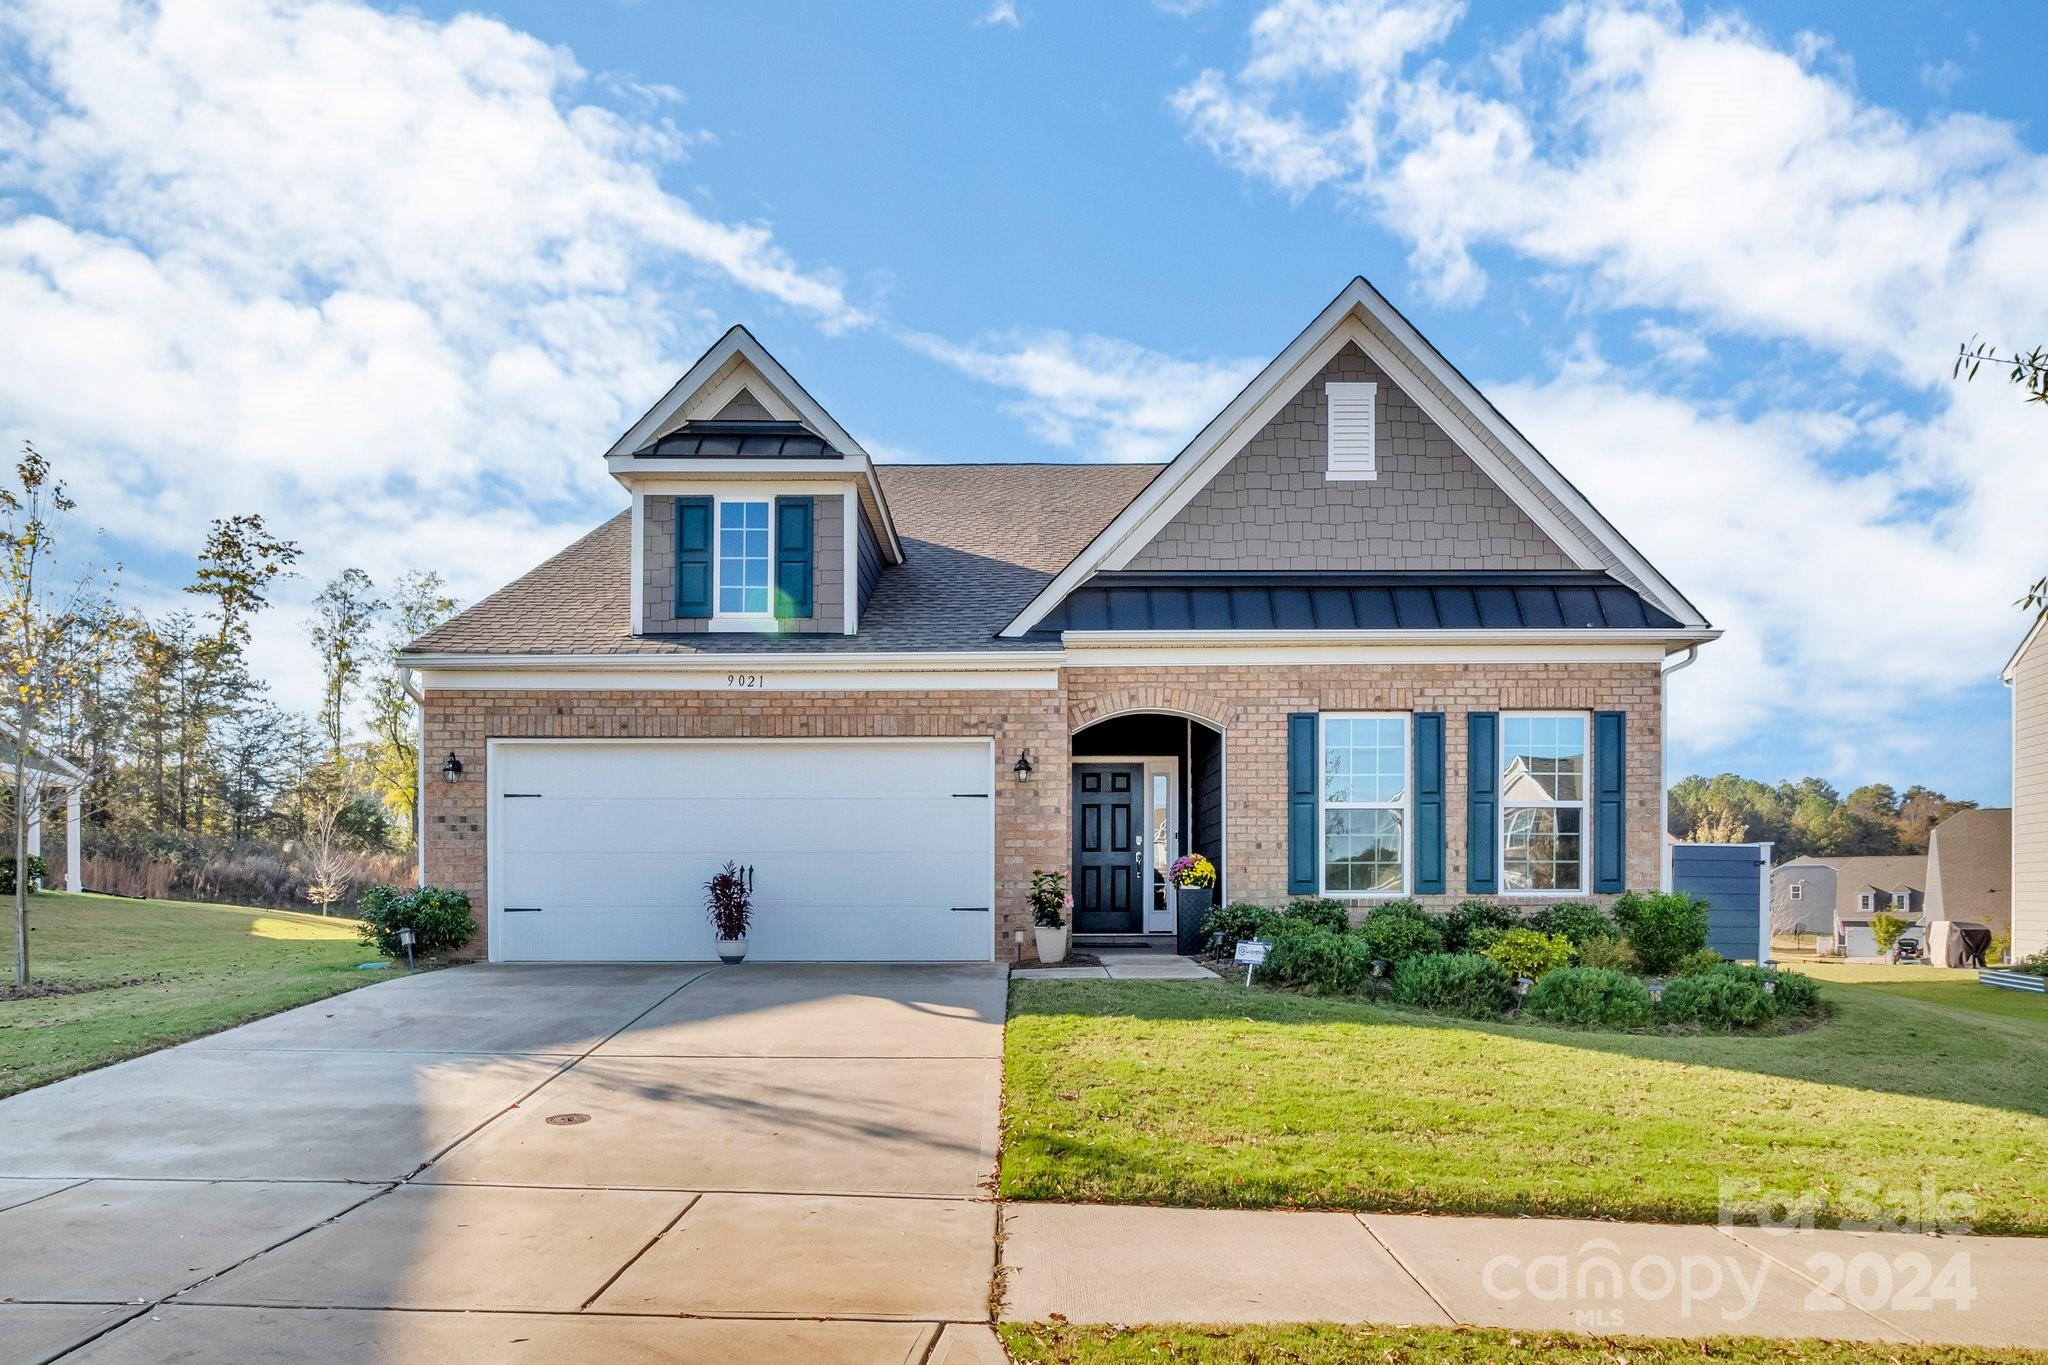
[0,963,1010,1364]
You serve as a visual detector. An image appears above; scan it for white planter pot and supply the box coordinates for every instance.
[1034,924,1070,965]
[715,936,748,965]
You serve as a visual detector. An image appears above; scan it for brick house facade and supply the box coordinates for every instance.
[405,280,1714,965]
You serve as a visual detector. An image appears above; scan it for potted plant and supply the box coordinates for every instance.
[706,861,753,964]
[1029,869,1071,964]
[1169,853,1217,955]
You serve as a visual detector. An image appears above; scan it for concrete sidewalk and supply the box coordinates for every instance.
[1013,949,1216,981]
[1000,1203,2048,1350]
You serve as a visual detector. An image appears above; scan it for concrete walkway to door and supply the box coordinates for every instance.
[0,962,1010,1364]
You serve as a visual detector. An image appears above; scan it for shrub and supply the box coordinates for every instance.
[1357,900,1445,966]
[1574,935,1639,972]
[1655,970,1774,1031]
[1391,952,1516,1018]
[1704,962,1825,1019]
[1263,923,1373,995]
[1440,899,1516,953]
[1524,967,1654,1030]
[1481,927,1577,981]
[1611,890,1709,975]
[1283,897,1351,933]
[1673,947,1727,976]
[1529,901,1618,947]
[1989,932,2011,965]
[0,853,48,895]
[1871,912,1910,953]
[2014,951,2048,978]
[356,885,476,960]
[1204,901,1282,952]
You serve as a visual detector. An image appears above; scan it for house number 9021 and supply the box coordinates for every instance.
[725,673,766,689]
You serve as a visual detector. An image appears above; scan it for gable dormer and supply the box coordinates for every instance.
[605,327,902,638]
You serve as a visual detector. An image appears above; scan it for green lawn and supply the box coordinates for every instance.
[0,891,394,1096]
[1002,965,2048,1233]
[1000,1323,2044,1364]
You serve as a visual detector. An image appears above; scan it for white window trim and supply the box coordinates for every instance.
[1498,710,1590,897]
[1789,881,1804,902]
[713,494,776,622]
[1318,711,1411,899]
[1325,380,1378,482]
[1858,891,1875,913]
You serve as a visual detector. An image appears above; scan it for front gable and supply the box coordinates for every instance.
[1125,341,1573,573]
[1005,277,1710,638]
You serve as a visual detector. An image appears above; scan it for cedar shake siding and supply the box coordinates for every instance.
[639,492,843,635]
[1127,343,1573,573]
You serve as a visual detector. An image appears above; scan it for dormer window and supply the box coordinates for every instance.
[1326,381,1378,481]
[717,499,773,616]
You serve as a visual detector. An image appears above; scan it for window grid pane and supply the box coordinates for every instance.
[717,500,773,615]
[1321,715,1408,894]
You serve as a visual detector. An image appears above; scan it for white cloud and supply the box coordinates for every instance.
[0,0,866,715]
[977,1,1022,30]
[1632,319,1710,368]
[1172,0,2048,777]
[901,329,1261,463]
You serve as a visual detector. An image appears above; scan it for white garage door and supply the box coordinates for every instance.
[1841,924,1878,958]
[490,740,994,962]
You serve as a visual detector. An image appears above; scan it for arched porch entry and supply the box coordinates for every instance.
[1068,711,1225,940]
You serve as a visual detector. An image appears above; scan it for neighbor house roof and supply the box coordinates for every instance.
[1778,855,1927,921]
[1030,570,1681,635]
[1925,807,2011,932]
[403,463,1163,658]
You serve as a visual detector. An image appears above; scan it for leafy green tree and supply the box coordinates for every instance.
[1871,912,1910,954]
[306,568,385,756]
[364,571,457,845]
[0,444,125,985]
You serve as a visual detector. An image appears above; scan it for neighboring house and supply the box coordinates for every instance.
[2008,613,2048,959]
[399,278,1718,963]
[1773,856,1926,957]
[1923,806,2011,942]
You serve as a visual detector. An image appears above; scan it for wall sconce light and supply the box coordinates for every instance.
[1013,748,1034,782]
[440,751,464,784]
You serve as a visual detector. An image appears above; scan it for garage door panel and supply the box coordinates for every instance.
[492,742,993,963]
[499,797,987,856]
[510,744,990,801]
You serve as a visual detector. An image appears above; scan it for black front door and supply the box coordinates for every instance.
[1073,763,1143,933]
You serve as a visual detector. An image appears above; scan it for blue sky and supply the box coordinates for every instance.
[2,0,2042,806]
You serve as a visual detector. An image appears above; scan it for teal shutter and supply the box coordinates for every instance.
[773,496,813,619]
[1466,712,1499,894]
[675,496,712,619]
[1413,712,1446,895]
[1594,710,1626,893]
[1287,712,1318,896]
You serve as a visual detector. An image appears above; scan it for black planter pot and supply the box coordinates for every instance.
[1175,886,1213,956]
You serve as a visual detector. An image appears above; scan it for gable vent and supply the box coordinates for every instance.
[1326,381,1378,481]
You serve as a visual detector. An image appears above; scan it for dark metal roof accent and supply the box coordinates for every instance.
[1033,571,1685,634]
[632,420,840,460]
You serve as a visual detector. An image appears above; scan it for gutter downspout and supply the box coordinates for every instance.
[401,666,426,888]
[1659,646,1701,892]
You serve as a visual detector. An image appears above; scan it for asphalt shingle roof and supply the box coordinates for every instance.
[404,462,1164,657]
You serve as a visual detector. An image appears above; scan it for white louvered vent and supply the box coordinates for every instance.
[1326,381,1378,481]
